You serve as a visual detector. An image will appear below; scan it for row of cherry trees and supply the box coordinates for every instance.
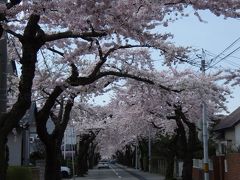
[0,1,240,180]
[99,69,229,180]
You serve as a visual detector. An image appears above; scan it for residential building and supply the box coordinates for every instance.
[7,102,36,166]
[214,106,240,154]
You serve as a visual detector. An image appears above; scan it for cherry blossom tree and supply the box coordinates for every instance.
[103,68,229,180]
[0,1,240,179]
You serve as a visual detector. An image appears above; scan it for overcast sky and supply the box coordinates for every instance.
[163,9,240,113]
[92,9,240,114]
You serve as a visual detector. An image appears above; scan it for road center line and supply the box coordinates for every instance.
[110,166,122,179]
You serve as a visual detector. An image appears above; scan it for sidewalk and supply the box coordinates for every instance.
[116,164,165,180]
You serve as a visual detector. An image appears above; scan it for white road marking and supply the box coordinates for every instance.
[110,165,122,178]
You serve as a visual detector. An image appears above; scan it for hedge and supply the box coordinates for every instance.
[7,166,32,180]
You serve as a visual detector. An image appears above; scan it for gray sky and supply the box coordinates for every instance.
[92,9,240,114]
[163,9,240,113]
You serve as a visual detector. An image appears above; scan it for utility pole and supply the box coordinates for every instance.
[201,50,209,180]
[148,123,151,173]
[0,0,7,118]
[71,124,75,180]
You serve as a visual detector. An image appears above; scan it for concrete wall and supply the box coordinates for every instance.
[7,131,22,166]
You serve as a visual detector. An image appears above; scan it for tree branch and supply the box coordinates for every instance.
[6,0,22,9]
[23,14,40,39]
[53,95,75,138]
[96,71,181,92]
[89,43,152,78]
[104,44,151,59]
[44,30,107,42]
[5,29,23,39]
[41,88,61,104]
[151,121,163,130]
[47,47,64,57]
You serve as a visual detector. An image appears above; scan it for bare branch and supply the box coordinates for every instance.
[44,30,107,42]
[58,95,76,135]
[69,63,79,82]
[151,121,163,130]
[41,88,62,105]
[164,0,186,6]
[104,44,151,59]
[89,43,152,79]
[5,29,23,39]
[96,71,182,92]
[88,40,106,77]
[47,47,64,57]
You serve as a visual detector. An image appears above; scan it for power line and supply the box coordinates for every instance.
[210,36,240,64]
[205,50,240,60]
[208,46,240,69]
[204,49,240,68]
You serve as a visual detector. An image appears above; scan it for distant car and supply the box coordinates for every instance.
[110,159,116,164]
[97,160,110,169]
[61,166,71,178]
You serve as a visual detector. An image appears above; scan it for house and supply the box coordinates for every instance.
[7,102,55,166]
[61,125,76,159]
[206,107,240,180]
[214,106,240,154]
[7,102,37,166]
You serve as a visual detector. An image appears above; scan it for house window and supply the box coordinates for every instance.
[221,143,226,154]
[29,137,34,143]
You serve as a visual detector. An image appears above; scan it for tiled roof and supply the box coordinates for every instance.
[214,106,240,131]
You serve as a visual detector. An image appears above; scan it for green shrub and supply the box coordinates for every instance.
[7,166,32,180]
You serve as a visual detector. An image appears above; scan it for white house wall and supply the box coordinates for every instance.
[225,129,235,145]
[63,126,76,145]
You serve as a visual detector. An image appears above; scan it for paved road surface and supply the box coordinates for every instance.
[65,164,164,180]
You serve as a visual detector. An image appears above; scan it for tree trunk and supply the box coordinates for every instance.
[173,106,197,180]
[182,121,198,180]
[165,155,175,180]
[83,154,88,174]
[0,137,8,180]
[36,94,74,180]
[77,143,89,176]
[45,141,62,180]
[88,143,96,169]
[182,154,193,180]
[77,132,96,176]
[0,14,41,178]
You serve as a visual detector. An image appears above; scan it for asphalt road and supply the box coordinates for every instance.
[65,164,164,180]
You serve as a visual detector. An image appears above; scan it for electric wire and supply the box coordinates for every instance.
[210,37,240,65]
[208,46,240,69]
[204,50,240,69]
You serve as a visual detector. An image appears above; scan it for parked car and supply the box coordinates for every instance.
[61,166,71,178]
[110,159,116,164]
[97,160,110,169]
